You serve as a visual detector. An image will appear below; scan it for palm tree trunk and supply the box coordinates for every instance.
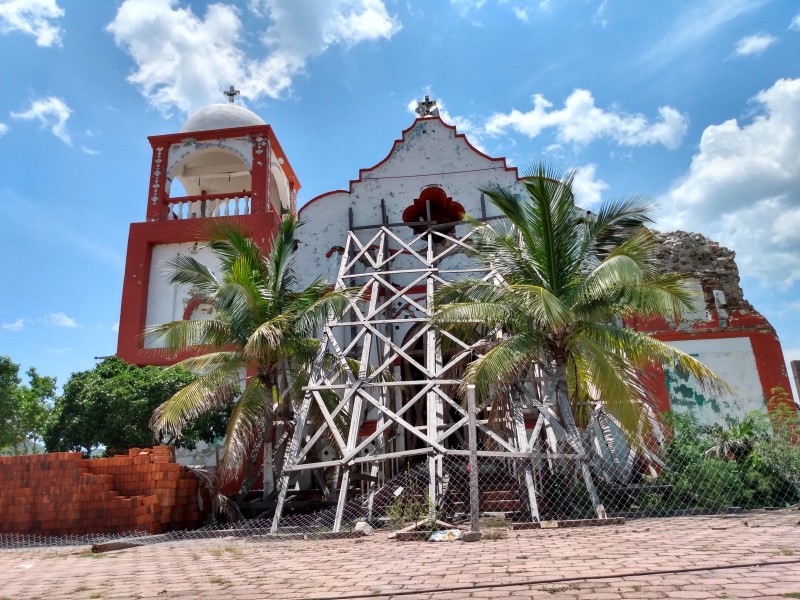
[263,384,275,500]
[552,359,607,519]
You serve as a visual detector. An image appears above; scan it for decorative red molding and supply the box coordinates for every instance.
[300,116,520,215]
[116,213,280,366]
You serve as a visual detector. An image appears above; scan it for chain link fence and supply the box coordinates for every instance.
[2,406,799,550]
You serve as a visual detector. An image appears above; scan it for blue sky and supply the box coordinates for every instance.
[1,0,798,399]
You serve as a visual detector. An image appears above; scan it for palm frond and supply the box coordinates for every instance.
[150,358,244,438]
[218,378,269,482]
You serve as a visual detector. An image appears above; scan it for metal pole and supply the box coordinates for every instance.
[467,385,480,537]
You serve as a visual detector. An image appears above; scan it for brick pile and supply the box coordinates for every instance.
[0,446,209,536]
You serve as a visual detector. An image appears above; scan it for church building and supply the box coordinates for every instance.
[116,94,795,524]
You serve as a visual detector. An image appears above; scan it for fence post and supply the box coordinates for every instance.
[467,385,481,539]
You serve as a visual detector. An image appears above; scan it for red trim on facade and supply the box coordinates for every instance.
[148,124,300,192]
[116,213,279,366]
[182,297,215,321]
[299,116,520,216]
[358,420,378,437]
[631,309,794,420]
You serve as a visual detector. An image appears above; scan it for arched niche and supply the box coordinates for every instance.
[269,162,291,213]
[167,146,251,197]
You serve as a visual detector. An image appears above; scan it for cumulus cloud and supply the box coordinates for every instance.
[485,89,688,149]
[108,0,401,115]
[1,319,24,332]
[571,164,609,209]
[661,77,800,287]
[0,122,7,137]
[790,13,800,30]
[0,0,63,47]
[44,312,78,327]
[734,33,777,56]
[10,96,72,144]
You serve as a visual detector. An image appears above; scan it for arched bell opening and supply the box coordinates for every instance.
[165,148,252,220]
[269,163,291,214]
[170,147,251,197]
[401,186,465,236]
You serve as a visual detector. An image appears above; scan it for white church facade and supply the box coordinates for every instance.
[116,95,796,525]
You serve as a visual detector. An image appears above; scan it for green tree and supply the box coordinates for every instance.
[147,215,348,493]
[435,164,726,445]
[0,356,55,455]
[43,357,226,456]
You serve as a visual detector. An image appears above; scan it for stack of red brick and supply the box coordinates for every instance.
[0,446,209,536]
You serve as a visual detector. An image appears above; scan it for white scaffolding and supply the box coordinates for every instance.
[270,201,606,533]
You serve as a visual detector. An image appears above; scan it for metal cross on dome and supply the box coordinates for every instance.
[223,85,240,103]
[415,95,439,117]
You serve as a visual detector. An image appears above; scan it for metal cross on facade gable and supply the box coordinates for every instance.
[415,95,439,117]
[223,85,240,103]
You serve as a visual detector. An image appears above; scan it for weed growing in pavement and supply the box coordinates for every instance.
[779,548,796,556]
[209,576,232,588]
[779,594,800,599]
[481,529,507,541]
[74,550,106,559]
[89,593,103,599]
[482,517,510,528]
[540,586,570,594]
[70,586,92,594]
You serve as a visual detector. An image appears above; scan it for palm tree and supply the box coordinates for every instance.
[146,215,348,495]
[434,164,727,515]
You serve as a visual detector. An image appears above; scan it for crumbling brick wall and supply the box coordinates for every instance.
[651,230,754,317]
[0,446,209,537]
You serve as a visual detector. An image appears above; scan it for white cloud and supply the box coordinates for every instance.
[593,0,608,28]
[661,77,800,287]
[1,319,24,332]
[112,322,119,333]
[451,0,550,20]
[790,13,800,30]
[10,96,71,144]
[643,0,768,68]
[44,312,78,328]
[485,89,688,149]
[47,347,74,355]
[784,347,800,403]
[0,122,7,136]
[0,0,63,47]
[81,146,100,156]
[450,0,485,16]
[108,0,401,115]
[512,7,529,22]
[734,33,777,56]
[571,164,609,209]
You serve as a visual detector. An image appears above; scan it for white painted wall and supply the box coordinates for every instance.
[295,118,524,289]
[665,337,766,426]
[144,242,223,348]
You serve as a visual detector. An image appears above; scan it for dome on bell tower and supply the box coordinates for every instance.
[180,102,266,133]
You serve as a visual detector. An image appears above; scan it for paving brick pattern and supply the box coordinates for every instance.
[1,511,799,599]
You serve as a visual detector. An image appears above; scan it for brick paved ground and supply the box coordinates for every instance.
[1,510,799,599]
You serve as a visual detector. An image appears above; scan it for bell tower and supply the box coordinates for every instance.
[117,88,299,365]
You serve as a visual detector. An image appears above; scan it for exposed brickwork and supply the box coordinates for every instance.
[651,230,750,313]
[0,446,209,536]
